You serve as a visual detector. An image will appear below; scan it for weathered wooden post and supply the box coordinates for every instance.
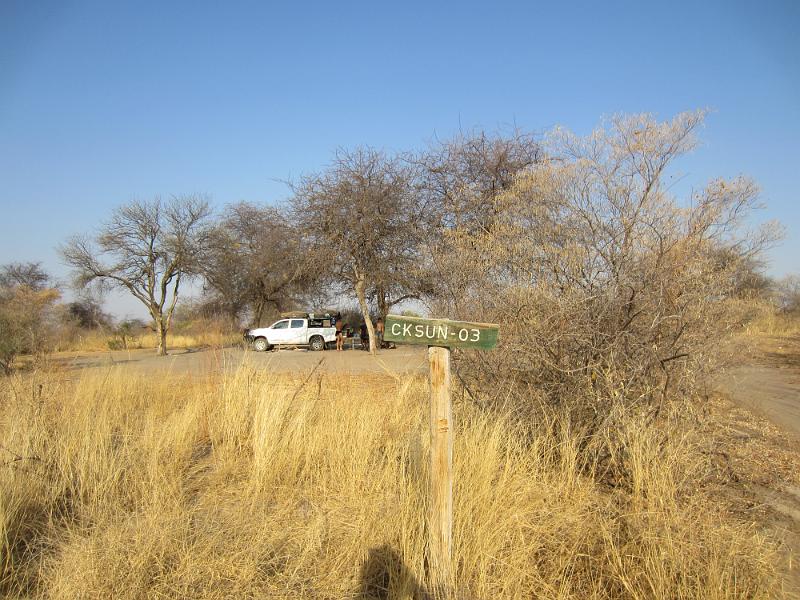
[384,315,499,598]
[428,344,452,594]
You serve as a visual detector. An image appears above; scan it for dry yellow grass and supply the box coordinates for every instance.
[735,301,800,339]
[0,366,781,599]
[57,329,241,352]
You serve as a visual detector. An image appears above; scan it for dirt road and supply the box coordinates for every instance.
[48,345,429,377]
[721,365,800,437]
[51,337,800,436]
[719,336,800,437]
[717,336,800,598]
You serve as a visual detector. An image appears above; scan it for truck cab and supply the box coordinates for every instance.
[245,315,336,351]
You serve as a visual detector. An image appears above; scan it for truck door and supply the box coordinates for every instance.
[289,319,306,344]
[268,319,291,345]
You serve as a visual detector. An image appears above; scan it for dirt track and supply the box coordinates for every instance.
[51,338,800,436]
[717,336,800,598]
[48,345,429,377]
[722,365,800,437]
[719,336,800,437]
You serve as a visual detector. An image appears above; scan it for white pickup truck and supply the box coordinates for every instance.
[245,317,336,352]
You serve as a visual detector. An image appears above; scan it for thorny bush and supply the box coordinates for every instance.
[426,112,782,433]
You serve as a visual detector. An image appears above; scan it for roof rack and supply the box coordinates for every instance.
[279,310,335,319]
[280,311,309,318]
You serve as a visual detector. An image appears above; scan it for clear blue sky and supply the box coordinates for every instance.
[1,0,798,317]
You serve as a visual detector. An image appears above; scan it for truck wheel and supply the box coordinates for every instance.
[253,337,270,352]
[309,336,325,351]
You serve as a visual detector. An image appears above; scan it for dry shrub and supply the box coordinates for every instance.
[0,284,60,374]
[427,113,782,431]
[0,365,779,598]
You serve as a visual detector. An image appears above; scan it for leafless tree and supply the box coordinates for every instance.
[290,148,426,353]
[201,202,325,326]
[419,128,543,233]
[61,196,212,355]
[0,262,51,290]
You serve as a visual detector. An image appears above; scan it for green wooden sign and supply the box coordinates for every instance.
[384,314,499,350]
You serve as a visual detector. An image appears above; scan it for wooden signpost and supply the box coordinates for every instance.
[384,314,499,597]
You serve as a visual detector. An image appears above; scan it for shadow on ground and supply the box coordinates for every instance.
[358,545,430,600]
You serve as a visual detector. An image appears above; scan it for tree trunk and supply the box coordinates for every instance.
[253,297,266,328]
[355,276,377,354]
[155,317,168,356]
[377,286,389,322]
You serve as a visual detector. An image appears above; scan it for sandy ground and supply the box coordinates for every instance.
[717,336,800,598]
[46,344,430,377]
[722,365,800,437]
[720,335,800,437]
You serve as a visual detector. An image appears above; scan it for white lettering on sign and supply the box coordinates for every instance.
[391,324,485,341]
[384,315,499,349]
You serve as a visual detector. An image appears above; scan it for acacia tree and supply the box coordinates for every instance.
[0,262,52,290]
[371,271,433,324]
[63,293,113,330]
[201,202,324,326]
[290,148,425,353]
[61,196,211,355]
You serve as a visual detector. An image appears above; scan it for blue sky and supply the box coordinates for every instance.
[1,0,798,317]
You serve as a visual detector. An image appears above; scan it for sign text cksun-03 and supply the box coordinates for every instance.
[383,314,499,350]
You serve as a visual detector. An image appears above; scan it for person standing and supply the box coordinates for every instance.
[375,317,385,350]
[335,313,344,351]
